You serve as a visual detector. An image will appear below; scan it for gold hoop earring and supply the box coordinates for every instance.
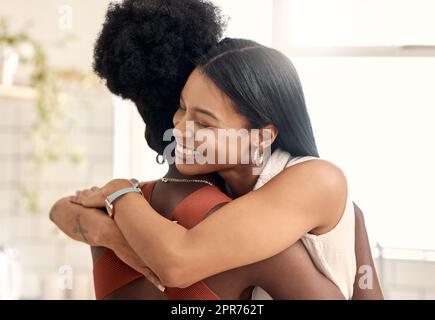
[156,154,166,165]
[253,147,264,166]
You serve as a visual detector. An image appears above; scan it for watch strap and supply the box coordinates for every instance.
[107,187,143,204]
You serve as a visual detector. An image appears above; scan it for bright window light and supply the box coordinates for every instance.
[286,0,435,47]
[292,57,435,250]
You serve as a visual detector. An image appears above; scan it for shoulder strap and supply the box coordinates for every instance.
[171,186,231,228]
[139,180,158,202]
[285,156,319,168]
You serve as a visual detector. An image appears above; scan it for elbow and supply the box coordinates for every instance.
[49,201,60,223]
[133,229,196,289]
[48,196,70,223]
[159,265,194,289]
[152,248,194,289]
[159,266,183,288]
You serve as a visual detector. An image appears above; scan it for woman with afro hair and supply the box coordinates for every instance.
[50,0,382,300]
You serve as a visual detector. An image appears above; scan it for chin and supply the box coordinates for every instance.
[175,163,209,176]
[175,163,226,176]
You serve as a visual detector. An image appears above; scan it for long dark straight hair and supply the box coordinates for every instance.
[195,38,319,157]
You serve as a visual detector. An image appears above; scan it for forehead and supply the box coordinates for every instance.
[181,68,249,128]
[181,68,228,107]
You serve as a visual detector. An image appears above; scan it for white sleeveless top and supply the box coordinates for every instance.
[250,148,356,299]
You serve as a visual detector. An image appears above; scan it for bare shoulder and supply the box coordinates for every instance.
[263,158,347,192]
[287,158,346,184]
[259,158,348,234]
[138,180,157,188]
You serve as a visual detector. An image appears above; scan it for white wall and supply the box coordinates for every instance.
[0,0,112,71]
[376,257,435,299]
[1,1,117,299]
[213,0,273,46]
[0,82,114,299]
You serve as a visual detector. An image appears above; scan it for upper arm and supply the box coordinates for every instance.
[253,240,345,300]
[352,203,384,300]
[176,159,348,287]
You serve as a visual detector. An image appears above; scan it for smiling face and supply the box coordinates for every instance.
[171,67,272,176]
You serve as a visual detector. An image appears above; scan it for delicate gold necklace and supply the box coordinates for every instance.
[161,177,214,187]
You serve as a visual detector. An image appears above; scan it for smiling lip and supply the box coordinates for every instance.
[175,144,202,159]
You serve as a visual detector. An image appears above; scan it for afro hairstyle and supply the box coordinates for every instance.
[93,0,227,154]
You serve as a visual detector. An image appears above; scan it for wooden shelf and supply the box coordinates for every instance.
[0,85,37,101]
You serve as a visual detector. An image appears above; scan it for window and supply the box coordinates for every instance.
[275,0,435,47]
[114,0,435,250]
[112,97,168,182]
[273,0,435,250]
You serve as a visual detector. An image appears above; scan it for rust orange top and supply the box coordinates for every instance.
[93,180,231,300]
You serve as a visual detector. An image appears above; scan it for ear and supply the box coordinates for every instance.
[258,124,278,150]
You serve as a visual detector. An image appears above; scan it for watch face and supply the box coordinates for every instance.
[104,198,113,218]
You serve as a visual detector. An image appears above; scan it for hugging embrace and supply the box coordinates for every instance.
[49,0,383,300]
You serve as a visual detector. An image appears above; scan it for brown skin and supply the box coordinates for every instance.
[101,177,382,300]
[52,175,344,300]
[172,68,273,198]
[352,203,383,299]
[95,174,344,300]
[49,197,164,290]
[67,67,348,289]
[50,177,382,299]
[64,67,382,298]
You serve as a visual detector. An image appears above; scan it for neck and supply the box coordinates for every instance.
[165,165,186,179]
[165,165,224,188]
[218,164,263,198]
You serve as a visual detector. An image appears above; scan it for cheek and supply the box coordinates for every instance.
[212,130,251,165]
[189,122,254,166]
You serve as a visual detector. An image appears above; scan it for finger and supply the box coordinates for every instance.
[79,193,105,208]
[82,189,93,196]
[69,196,83,205]
[91,186,99,191]
[143,267,165,292]
[75,189,89,196]
[70,193,91,207]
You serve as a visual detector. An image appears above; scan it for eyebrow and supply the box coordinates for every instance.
[180,94,219,121]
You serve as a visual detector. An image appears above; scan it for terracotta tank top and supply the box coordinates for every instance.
[93,180,231,300]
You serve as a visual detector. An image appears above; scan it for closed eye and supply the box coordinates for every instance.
[178,103,215,129]
[195,121,212,128]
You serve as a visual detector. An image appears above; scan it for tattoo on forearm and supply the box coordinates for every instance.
[73,214,89,242]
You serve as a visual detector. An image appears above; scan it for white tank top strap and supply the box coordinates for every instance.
[286,155,319,166]
[251,149,356,300]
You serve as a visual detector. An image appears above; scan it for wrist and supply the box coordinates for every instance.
[112,191,143,222]
[97,217,119,249]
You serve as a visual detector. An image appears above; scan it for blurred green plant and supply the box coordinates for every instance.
[0,17,96,215]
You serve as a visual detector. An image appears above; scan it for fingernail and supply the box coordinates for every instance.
[158,284,165,292]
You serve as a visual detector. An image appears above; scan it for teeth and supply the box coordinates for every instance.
[176,144,202,157]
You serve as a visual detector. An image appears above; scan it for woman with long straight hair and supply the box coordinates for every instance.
[51,0,382,300]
